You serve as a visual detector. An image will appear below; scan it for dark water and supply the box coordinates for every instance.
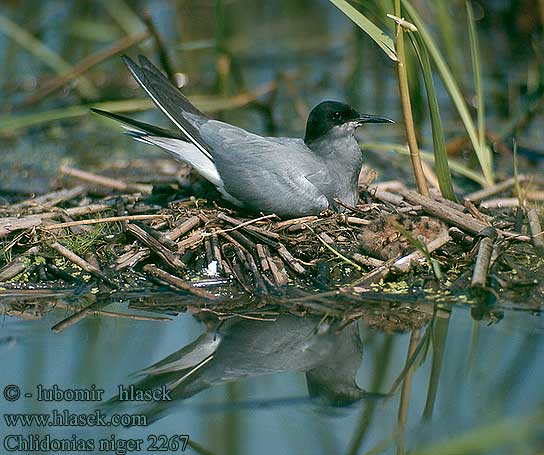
[2,305,543,454]
[1,1,543,454]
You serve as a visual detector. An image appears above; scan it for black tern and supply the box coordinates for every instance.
[92,55,393,218]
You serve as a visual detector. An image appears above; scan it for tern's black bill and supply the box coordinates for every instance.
[356,115,395,124]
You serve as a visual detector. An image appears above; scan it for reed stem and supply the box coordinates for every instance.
[394,1,429,196]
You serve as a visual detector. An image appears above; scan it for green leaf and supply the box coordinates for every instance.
[400,0,494,185]
[360,142,487,186]
[408,32,456,201]
[466,0,486,149]
[0,14,97,98]
[329,0,398,61]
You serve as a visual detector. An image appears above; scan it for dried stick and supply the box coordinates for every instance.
[391,231,451,273]
[63,204,113,216]
[527,208,544,254]
[471,228,498,289]
[50,242,113,286]
[60,165,152,194]
[0,246,40,282]
[351,253,385,269]
[244,251,268,294]
[402,190,487,234]
[142,264,219,301]
[268,255,289,286]
[274,216,318,230]
[115,247,150,270]
[42,214,167,231]
[255,244,270,273]
[10,186,86,211]
[177,230,203,251]
[480,198,523,209]
[126,223,185,270]
[51,299,109,333]
[370,188,406,206]
[165,216,200,241]
[24,31,150,106]
[211,231,229,274]
[343,216,371,226]
[215,213,280,239]
[276,243,306,274]
[464,175,527,202]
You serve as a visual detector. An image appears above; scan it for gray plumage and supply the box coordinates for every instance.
[92,55,393,218]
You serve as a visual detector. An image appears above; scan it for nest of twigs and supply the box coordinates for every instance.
[1,160,542,332]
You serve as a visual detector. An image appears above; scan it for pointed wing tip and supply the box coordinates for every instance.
[90,107,104,114]
[138,54,152,66]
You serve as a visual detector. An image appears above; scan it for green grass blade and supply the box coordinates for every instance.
[466,0,485,149]
[410,410,544,455]
[0,89,275,134]
[360,142,487,186]
[0,100,154,134]
[431,0,462,84]
[329,0,398,61]
[0,14,97,98]
[400,0,494,185]
[99,0,144,37]
[408,32,456,201]
[422,315,450,420]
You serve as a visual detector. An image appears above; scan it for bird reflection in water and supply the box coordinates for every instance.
[104,314,386,423]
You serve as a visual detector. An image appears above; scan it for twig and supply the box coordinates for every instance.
[94,310,171,321]
[351,253,385,269]
[402,190,487,234]
[464,175,527,202]
[391,231,451,273]
[448,227,474,248]
[232,245,267,293]
[0,246,40,282]
[255,244,270,273]
[480,198,524,209]
[402,190,530,241]
[62,204,113,216]
[177,230,204,251]
[50,242,113,286]
[274,216,319,230]
[243,250,268,294]
[60,165,152,194]
[430,190,467,213]
[471,228,498,289]
[165,216,200,241]
[115,247,150,270]
[126,223,185,270]
[275,243,306,274]
[527,208,544,254]
[370,188,406,206]
[23,31,150,106]
[315,231,362,271]
[464,199,490,225]
[42,214,167,231]
[51,299,109,333]
[262,245,289,286]
[215,213,280,239]
[142,264,219,301]
[0,204,111,237]
[10,186,87,211]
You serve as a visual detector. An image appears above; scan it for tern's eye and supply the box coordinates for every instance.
[332,111,342,120]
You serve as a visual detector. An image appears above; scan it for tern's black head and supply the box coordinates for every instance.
[304,100,393,144]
